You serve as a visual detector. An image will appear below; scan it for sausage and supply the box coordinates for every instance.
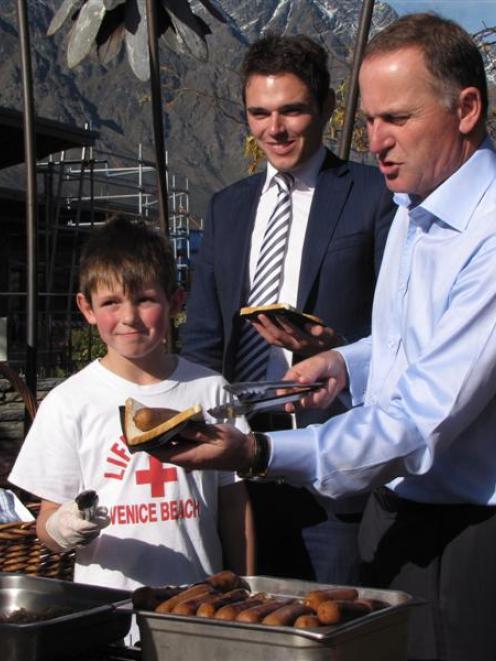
[354,598,389,612]
[304,588,359,612]
[236,598,293,624]
[293,614,323,629]
[155,584,215,613]
[262,603,315,627]
[316,600,346,625]
[134,407,177,431]
[214,594,268,621]
[204,570,250,592]
[172,590,223,616]
[317,599,372,625]
[196,588,250,618]
[132,585,182,611]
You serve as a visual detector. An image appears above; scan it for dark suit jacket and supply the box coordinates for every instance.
[181,149,396,425]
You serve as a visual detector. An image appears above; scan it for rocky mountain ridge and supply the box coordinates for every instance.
[1,1,494,216]
[0,0,401,215]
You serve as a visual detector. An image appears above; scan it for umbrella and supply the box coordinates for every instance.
[47,0,228,234]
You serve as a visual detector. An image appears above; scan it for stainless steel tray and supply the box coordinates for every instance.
[135,576,413,661]
[0,572,132,661]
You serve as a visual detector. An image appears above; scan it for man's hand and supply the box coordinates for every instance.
[250,313,342,358]
[149,423,254,473]
[45,500,110,551]
[282,349,349,412]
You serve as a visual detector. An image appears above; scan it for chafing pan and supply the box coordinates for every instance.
[135,576,414,661]
[0,572,131,661]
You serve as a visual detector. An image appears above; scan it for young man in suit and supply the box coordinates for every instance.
[180,34,396,581]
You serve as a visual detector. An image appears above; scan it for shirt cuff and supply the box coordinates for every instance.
[336,336,371,407]
[266,426,319,486]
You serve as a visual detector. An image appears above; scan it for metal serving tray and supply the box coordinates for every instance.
[135,576,413,661]
[0,573,132,661]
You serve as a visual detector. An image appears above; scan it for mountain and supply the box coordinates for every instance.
[0,0,403,216]
[205,0,396,60]
[2,1,492,218]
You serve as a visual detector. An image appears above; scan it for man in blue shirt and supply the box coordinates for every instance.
[156,13,496,660]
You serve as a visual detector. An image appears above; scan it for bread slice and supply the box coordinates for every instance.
[240,303,324,328]
[120,398,204,453]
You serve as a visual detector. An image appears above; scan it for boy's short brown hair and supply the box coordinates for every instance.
[79,216,177,301]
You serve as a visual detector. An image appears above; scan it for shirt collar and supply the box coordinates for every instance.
[393,137,496,232]
[262,145,326,194]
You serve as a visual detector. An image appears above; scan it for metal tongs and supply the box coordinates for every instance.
[207,380,324,420]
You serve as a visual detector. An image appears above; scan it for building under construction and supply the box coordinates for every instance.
[0,107,202,377]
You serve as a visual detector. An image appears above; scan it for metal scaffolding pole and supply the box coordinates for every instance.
[338,0,376,160]
[15,0,38,419]
[146,0,169,236]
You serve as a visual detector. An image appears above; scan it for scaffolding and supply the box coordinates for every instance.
[39,140,200,288]
[3,142,201,375]
[167,156,192,289]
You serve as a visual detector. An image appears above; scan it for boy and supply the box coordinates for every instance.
[9,217,255,603]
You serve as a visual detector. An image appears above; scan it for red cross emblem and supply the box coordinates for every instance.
[135,456,178,498]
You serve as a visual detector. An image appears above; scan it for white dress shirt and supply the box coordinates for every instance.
[248,147,326,380]
[268,139,496,505]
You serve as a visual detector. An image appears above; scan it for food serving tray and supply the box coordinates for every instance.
[134,576,413,661]
[0,573,132,661]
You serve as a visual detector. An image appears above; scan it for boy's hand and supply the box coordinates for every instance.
[150,423,253,473]
[45,500,110,551]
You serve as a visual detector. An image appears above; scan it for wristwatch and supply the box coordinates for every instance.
[237,431,270,479]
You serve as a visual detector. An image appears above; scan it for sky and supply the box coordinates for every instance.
[387,1,496,33]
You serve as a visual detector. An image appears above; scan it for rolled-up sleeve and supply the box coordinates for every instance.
[267,226,496,503]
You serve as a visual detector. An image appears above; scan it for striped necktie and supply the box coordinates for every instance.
[235,171,294,382]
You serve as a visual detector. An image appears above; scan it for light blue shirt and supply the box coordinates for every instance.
[269,139,496,505]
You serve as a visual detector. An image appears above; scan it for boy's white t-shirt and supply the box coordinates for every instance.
[9,357,249,592]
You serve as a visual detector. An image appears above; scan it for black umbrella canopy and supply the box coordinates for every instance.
[47,0,227,81]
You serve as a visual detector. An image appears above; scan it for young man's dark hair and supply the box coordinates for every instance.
[241,33,330,110]
[365,12,488,119]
